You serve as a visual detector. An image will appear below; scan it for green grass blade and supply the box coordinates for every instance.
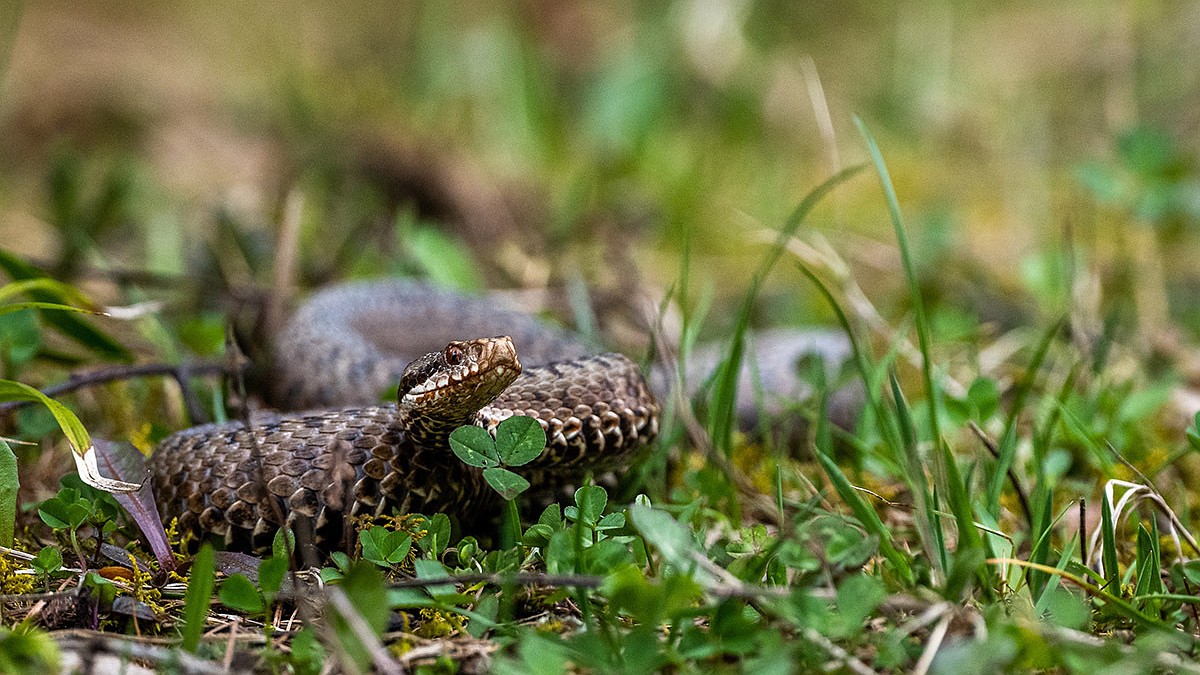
[814,443,913,584]
[0,250,131,361]
[0,278,98,307]
[1027,487,1053,598]
[0,438,16,547]
[1101,492,1119,592]
[854,118,942,450]
[708,164,865,453]
[181,544,216,653]
[798,265,943,571]
[986,318,1064,516]
[0,302,103,317]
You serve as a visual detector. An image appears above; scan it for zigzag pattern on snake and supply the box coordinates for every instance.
[147,281,660,557]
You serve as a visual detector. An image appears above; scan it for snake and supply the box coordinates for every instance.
[146,281,660,558]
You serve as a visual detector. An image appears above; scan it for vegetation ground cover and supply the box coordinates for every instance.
[1,2,1200,673]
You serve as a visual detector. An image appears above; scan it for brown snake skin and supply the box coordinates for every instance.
[147,282,660,557]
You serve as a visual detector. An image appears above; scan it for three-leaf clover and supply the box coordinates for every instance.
[449,416,546,500]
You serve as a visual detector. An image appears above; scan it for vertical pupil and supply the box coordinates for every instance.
[446,346,463,365]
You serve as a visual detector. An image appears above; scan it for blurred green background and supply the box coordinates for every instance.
[1,0,1199,345]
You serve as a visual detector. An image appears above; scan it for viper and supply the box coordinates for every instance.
[147,281,660,558]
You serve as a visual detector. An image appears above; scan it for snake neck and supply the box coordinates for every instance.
[396,408,480,450]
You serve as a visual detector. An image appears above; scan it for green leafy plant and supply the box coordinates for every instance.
[360,526,413,570]
[29,546,63,592]
[36,478,121,569]
[219,555,288,618]
[450,416,547,548]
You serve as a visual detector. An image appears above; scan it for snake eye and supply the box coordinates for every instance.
[444,343,465,366]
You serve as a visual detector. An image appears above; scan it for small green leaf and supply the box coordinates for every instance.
[181,545,215,653]
[31,546,62,575]
[413,558,454,598]
[219,574,263,614]
[967,377,1000,421]
[523,523,554,548]
[258,556,288,598]
[482,467,530,500]
[289,626,326,675]
[1183,560,1200,585]
[574,485,607,526]
[495,416,547,467]
[360,527,412,566]
[597,512,625,531]
[272,528,295,560]
[417,514,450,557]
[449,426,500,468]
[628,504,699,571]
[83,572,116,606]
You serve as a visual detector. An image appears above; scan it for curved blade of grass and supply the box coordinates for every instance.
[0,438,15,547]
[0,250,131,361]
[708,164,865,454]
[854,118,942,450]
[813,443,913,584]
[0,380,141,493]
[988,558,1169,629]
[181,544,215,653]
[0,278,99,307]
[0,302,104,317]
[797,264,942,573]
[986,317,1064,517]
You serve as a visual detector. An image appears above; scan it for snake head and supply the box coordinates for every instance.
[397,337,522,420]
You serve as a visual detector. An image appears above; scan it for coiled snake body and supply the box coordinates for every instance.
[148,282,660,556]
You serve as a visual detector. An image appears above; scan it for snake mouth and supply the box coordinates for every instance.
[398,336,522,415]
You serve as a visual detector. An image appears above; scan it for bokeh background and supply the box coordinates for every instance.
[2,0,1199,353]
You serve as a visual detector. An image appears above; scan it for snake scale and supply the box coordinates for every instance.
[147,281,660,557]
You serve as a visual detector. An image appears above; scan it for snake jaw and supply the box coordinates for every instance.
[397,336,522,425]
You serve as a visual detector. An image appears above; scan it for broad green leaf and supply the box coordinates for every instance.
[0,438,15,547]
[449,425,499,468]
[219,574,263,613]
[628,504,701,574]
[495,416,546,466]
[482,467,530,500]
[182,545,215,653]
[331,563,389,674]
[412,558,454,598]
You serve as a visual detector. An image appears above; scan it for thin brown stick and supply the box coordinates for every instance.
[0,361,234,415]
[969,421,1033,528]
[1078,498,1086,566]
